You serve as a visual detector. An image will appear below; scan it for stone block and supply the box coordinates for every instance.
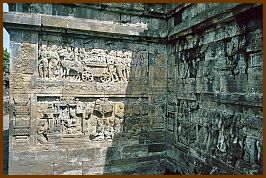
[53,162,82,175]
[42,16,67,28]
[83,166,111,175]
[22,31,38,43]
[67,148,96,162]
[148,143,166,153]
[4,3,263,176]
[105,147,122,161]
[4,12,41,26]
[148,131,165,143]
[9,160,53,175]
[122,144,148,159]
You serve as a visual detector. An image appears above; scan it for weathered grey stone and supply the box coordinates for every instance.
[3,2,262,175]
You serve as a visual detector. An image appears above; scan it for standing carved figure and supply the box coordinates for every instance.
[108,64,118,82]
[115,61,126,82]
[38,46,49,78]
[217,128,226,152]
[47,45,60,78]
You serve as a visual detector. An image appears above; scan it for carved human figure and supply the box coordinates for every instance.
[103,117,113,139]
[180,58,189,79]
[108,50,116,64]
[115,61,126,82]
[47,45,60,78]
[256,140,262,164]
[65,47,75,60]
[76,98,85,115]
[189,59,198,78]
[198,126,208,145]
[74,47,85,62]
[175,113,182,142]
[37,120,48,144]
[125,57,131,80]
[115,103,125,119]
[135,59,144,79]
[207,113,220,153]
[53,99,60,113]
[88,115,97,137]
[140,116,149,132]
[38,46,49,78]
[89,118,105,141]
[203,60,210,76]
[217,128,226,152]
[113,116,123,133]
[59,107,69,133]
[108,64,119,82]
[57,46,68,58]
[243,137,256,163]
[84,102,94,119]
[236,54,247,74]
[71,118,82,134]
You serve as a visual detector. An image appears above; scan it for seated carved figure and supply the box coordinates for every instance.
[71,119,82,134]
[87,116,97,135]
[37,121,48,144]
[103,117,114,139]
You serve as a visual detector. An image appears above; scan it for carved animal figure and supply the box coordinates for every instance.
[59,59,85,80]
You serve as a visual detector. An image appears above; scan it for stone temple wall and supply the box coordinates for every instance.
[3,3,262,175]
[4,3,168,175]
[165,3,263,175]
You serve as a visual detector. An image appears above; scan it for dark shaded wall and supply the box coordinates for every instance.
[165,3,263,175]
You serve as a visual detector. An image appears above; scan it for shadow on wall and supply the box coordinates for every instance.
[3,129,9,175]
[98,41,167,175]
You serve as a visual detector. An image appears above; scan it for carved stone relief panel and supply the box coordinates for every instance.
[36,34,150,85]
[10,95,31,144]
[12,43,37,74]
[35,96,149,144]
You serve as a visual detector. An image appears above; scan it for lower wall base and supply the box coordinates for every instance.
[165,143,263,175]
[9,159,166,175]
[9,143,166,175]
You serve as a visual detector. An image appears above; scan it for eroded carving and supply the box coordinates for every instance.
[36,96,148,143]
[37,44,133,83]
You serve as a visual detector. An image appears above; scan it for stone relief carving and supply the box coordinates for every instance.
[37,120,49,144]
[13,43,36,74]
[37,44,134,83]
[36,97,148,143]
[12,97,31,138]
[173,92,262,169]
